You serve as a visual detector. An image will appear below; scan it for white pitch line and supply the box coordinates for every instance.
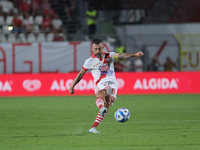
[0,120,199,127]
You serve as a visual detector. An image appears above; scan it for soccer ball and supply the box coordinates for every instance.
[114,108,130,123]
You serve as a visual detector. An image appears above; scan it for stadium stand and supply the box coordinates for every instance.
[46,32,54,41]
[7,33,17,42]
[1,0,200,42]
[37,33,46,42]
[18,33,27,42]
[168,0,200,23]
[0,0,72,42]
[1,25,10,34]
[85,0,156,25]
[48,0,80,34]
[143,0,179,24]
[142,0,200,24]
[27,33,36,42]
[0,16,5,26]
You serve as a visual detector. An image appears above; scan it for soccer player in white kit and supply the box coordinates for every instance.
[69,39,144,133]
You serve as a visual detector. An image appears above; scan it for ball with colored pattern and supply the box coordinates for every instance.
[114,108,130,123]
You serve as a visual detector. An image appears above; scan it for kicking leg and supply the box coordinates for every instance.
[104,95,114,109]
[89,90,108,133]
[96,90,107,116]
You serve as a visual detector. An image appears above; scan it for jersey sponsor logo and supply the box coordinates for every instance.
[99,63,110,75]
[23,79,41,92]
[133,78,178,90]
[99,63,110,72]
[0,81,12,92]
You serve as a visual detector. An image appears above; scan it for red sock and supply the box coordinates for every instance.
[96,97,104,109]
[91,110,108,128]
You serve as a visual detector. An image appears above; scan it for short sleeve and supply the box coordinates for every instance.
[82,59,90,71]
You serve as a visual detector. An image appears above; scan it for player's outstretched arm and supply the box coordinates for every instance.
[118,51,144,59]
[69,69,86,94]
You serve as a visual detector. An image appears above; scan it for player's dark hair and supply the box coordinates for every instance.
[92,38,103,45]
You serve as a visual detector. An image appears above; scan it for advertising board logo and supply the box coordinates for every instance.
[51,79,94,91]
[50,78,124,91]
[23,79,41,92]
[117,78,125,89]
[133,78,178,90]
[0,81,12,92]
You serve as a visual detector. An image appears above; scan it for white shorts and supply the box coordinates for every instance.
[95,81,118,100]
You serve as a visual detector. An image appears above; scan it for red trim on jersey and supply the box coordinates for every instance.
[95,74,106,85]
[91,52,106,59]
[95,52,111,85]
[82,66,88,71]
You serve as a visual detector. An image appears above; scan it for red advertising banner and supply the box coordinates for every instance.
[0,72,200,97]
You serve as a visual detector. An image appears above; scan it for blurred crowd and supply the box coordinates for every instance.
[114,42,144,72]
[113,41,177,72]
[150,55,177,72]
[114,57,144,72]
[114,54,177,72]
[0,0,76,41]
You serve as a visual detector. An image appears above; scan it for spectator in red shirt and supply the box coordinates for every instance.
[18,0,30,16]
[43,3,55,19]
[12,13,25,35]
[30,0,43,17]
[41,14,52,35]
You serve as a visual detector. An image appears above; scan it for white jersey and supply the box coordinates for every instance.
[82,52,118,86]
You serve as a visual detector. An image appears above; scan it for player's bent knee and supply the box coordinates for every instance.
[107,95,115,102]
[96,90,106,98]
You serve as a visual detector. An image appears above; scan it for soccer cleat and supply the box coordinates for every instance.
[89,127,100,133]
[100,106,107,117]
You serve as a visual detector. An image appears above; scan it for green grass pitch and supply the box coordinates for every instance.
[0,94,200,150]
